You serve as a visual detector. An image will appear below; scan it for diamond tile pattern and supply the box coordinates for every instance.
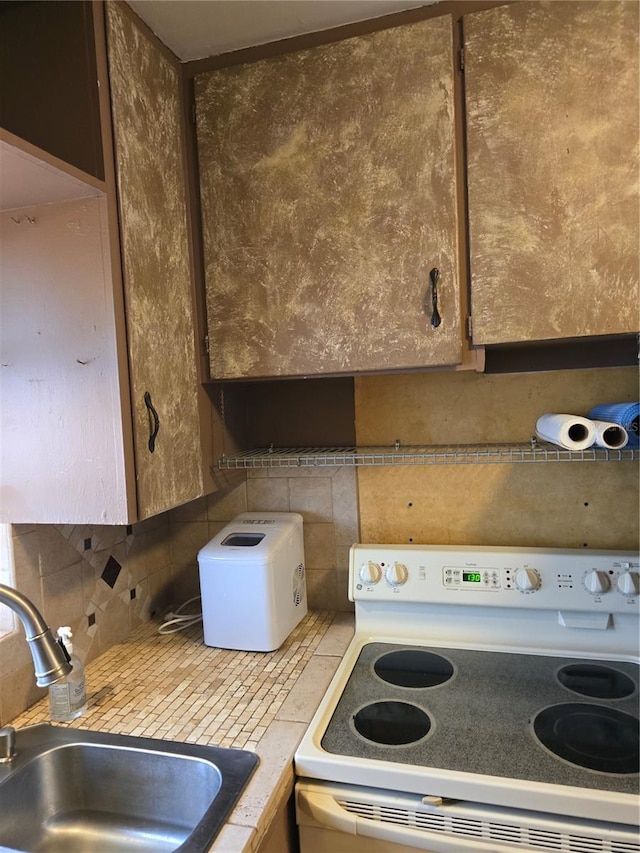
[101,555,122,589]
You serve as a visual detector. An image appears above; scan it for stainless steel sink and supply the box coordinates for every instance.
[0,723,258,852]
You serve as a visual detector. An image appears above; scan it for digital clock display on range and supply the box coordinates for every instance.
[462,571,482,583]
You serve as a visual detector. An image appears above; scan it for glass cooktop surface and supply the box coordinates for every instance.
[320,642,640,795]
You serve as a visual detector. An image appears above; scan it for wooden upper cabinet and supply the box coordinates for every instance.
[195,15,463,379]
[1,2,206,525]
[465,1,639,345]
[105,2,203,518]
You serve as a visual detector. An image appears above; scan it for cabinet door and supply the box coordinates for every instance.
[195,15,462,379]
[465,1,639,345]
[105,3,203,518]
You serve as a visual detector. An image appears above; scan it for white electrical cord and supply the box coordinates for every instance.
[158,596,203,635]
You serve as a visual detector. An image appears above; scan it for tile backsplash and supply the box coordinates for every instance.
[0,466,358,724]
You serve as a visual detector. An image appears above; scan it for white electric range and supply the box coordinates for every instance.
[295,544,640,853]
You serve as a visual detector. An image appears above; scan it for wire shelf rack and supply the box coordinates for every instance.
[217,442,639,469]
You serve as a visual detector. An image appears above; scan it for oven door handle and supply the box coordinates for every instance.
[297,787,357,834]
[297,785,538,853]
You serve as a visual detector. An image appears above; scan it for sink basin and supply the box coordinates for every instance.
[0,724,258,852]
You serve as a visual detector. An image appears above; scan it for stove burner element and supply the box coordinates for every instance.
[533,703,640,774]
[374,650,454,688]
[557,664,636,699]
[353,701,431,745]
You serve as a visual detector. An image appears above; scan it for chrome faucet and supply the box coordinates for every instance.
[0,583,72,687]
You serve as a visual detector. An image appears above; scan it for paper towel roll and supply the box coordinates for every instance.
[587,402,639,448]
[591,420,629,450]
[535,414,596,450]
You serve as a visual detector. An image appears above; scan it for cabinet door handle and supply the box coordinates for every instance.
[429,267,441,328]
[144,391,159,453]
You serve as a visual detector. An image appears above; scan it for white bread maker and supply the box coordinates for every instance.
[198,512,307,651]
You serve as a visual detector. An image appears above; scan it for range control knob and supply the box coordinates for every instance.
[616,571,639,597]
[514,568,541,592]
[359,561,382,585]
[584,570,611,595]
[385,562,409,586]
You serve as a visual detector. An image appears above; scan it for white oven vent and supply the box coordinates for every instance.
[338,798,640,853]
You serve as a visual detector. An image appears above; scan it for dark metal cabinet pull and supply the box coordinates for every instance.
[144,391,159,453]
[429,267,441,328]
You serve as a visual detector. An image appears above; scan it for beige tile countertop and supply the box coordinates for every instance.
[10,609,355,853]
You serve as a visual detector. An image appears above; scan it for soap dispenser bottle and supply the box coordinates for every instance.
[49,627,87,722]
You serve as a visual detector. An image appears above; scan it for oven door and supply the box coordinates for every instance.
[296,780,640,853]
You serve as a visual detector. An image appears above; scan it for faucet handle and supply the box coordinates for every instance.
[0,726,16,763]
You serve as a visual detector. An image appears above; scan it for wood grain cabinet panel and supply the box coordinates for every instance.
[465,1,639,345]
[105,2,203,518]
[195,15,463,379]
